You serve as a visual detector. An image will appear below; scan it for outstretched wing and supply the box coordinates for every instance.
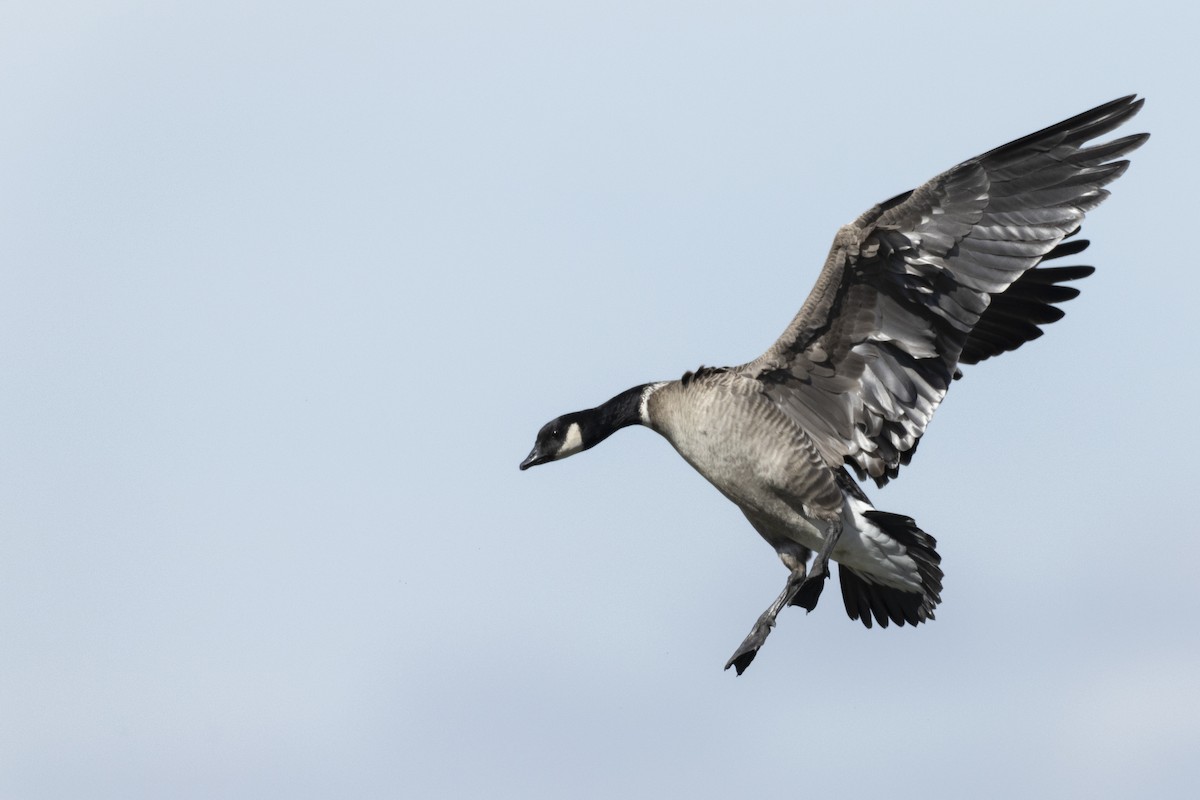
[742,96,1147,486]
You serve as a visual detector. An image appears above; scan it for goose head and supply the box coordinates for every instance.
[519,413,590,470]
[519,384,652,471]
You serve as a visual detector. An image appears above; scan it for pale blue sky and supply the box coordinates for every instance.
[3,2,1197,798]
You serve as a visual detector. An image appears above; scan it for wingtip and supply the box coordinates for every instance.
[1107,94,1144,114]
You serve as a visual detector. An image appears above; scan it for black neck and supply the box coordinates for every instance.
[581,384,648,446]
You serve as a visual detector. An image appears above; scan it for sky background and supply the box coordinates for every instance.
[2,2,1197,798]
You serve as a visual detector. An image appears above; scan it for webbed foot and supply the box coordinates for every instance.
[789,573,826,611]
[724,611,776,675]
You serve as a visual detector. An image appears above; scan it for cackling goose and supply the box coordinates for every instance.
[520,96,1148,674]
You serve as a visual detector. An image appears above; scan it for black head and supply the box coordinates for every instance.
[519,412,589,470]
[519,384,651,471]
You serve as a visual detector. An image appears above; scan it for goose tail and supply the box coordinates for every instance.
[838,509,944,629]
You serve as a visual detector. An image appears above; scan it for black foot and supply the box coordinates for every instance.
[724,613,775,675]
[725,648,758,676]
[790,573,828,612]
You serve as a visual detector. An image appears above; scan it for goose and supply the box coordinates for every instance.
[520,95,1148,675]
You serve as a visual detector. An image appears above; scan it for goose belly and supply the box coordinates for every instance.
[651,389,840,551]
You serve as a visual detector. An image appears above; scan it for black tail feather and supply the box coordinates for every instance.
[839,511,943,629]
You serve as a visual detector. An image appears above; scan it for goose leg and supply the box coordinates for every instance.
[724,520,844,675]
[790,519,843,612]
[724,565,806,675]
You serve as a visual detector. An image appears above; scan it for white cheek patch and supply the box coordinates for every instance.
[557,422,584,458]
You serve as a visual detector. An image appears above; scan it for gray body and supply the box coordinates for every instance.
[647,376,838,564]
[646,368,925,594]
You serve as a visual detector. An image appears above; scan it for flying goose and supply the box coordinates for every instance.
[520,96,1147,674]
